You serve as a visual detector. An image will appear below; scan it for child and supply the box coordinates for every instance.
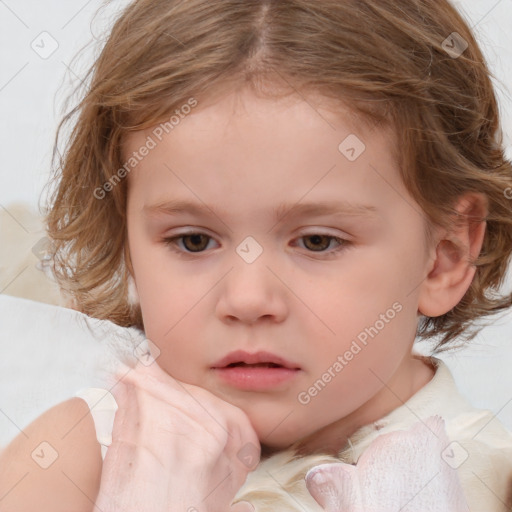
[1,0,512,510]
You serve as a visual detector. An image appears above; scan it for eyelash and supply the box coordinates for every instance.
[161,232,351,258]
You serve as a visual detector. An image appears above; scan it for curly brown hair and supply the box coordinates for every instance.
[43,0,512,353]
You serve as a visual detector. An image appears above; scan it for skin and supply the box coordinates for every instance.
[123,83,487,456]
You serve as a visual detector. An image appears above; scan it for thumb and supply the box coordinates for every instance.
[230,500,255,512]
[305,463,357,511]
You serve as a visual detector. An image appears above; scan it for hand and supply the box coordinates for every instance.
[94,359,260,512]
[304,416,470,512]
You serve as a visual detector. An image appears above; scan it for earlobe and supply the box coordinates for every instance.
[418,193,488,318]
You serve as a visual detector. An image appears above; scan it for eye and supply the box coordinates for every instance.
[161,232,350,257]
[294,234,349,254]
[162,233,217,253]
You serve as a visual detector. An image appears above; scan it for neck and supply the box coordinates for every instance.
[261,354,435,459]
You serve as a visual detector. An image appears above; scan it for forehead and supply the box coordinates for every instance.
[121,86,403,220]
[122,84,392,159]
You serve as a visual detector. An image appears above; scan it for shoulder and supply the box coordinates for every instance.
[0,396,103,511]
[431,359,512,508]
[445,408,512,511]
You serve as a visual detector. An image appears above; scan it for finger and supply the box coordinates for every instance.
[225,436,261,475]
[118,359,238,422]
[110,358,261,467]
[117,361,232,423]
[230,500,255,512]
[305,463,356,511]
[108,380,142,445]
[114,359,185,397]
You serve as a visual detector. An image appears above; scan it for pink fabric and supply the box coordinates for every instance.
[305,416,470,512]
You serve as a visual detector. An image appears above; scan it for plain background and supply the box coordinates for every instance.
[0,0,511,432]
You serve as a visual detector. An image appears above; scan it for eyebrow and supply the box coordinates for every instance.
[143,199,379,222]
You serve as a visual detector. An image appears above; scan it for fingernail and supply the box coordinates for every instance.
[232,501,255,512]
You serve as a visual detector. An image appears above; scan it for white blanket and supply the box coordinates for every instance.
[0,294,144,449]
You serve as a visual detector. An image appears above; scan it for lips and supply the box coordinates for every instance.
[212,350,301,370]
[211,350,301,390]
[226,362,282,368]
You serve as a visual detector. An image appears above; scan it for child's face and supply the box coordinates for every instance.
[124,86,436,451]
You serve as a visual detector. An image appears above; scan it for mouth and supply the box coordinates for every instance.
[212,350,301,370]
[225,362,285,368]
[211,352,301,390]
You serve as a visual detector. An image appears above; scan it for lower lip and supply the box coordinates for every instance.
[212,366,301,390]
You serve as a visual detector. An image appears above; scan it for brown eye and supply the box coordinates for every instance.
[162,233,215,253]
[181,234,210,252]
[302,234,333,251]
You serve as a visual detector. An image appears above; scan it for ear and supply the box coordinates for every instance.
[418,192,488,317]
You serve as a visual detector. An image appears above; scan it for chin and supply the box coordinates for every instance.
[252,419,308,451]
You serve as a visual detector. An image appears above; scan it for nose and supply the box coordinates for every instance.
[215,255,289,325]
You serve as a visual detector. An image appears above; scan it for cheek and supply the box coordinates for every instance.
[129,244,176,339]
[304,253,396,324]
[302,253,418,368]
[136,276,197,340]
[307,306,415,418]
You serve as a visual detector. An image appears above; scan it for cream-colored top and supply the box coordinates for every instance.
[75,356,512,511]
